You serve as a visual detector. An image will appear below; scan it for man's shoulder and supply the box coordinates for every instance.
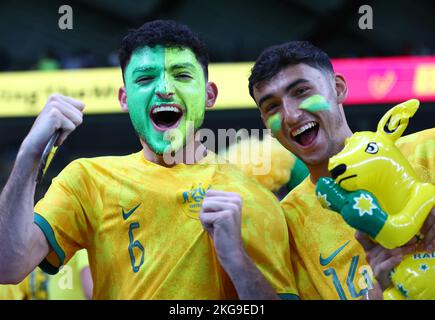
[280,176,361,259]
[397,128,435,148]
[281,177,315,208]
[279,176,349,227]
[207,156,283,210]
[58,152,141,179]
[397,128,435,183]
[73,151,139,167]
[209,154,266,186]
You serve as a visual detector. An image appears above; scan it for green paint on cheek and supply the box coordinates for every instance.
[124,45,166,153]
[266,113,282,134]
[299,94,330,112]
[164,47,206,153]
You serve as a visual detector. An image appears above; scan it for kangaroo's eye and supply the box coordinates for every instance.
[365,142,379,154]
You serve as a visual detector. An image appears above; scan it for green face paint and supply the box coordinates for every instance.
[124,45,206,155]
[299,94,330,112]
[266,113,282,135]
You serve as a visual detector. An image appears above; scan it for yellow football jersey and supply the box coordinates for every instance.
[395,128,434,185]
[0,270,48,300]
[0,284,26,300]
[34,151,298,299]
[25,268,50,300]
[282,128,434,300]
[47,249,90,300]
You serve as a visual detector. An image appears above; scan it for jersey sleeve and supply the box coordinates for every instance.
[235,175,300,299]
[0,284,26,300]
[242,207,300,300]
[282,200,321,300]
[396,128,435,183]
[34,160,93,275]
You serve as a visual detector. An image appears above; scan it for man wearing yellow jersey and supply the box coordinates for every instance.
[0,20,298,299]
[248,41,434,299]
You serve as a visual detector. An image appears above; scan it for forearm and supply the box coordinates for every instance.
[80,267,94,300]
[200,191,280,299]
[219,250,280,300]
[0,140,41,282]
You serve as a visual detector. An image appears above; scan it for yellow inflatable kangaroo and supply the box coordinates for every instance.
[316,99,435,299]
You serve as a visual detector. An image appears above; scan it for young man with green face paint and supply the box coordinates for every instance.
[121,45,207,156]
[0,20,300,300]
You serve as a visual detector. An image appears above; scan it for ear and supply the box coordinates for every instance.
[205,81,218,109]
[334,73,348,104]
[118,86,129,112]
[376,99,419,141]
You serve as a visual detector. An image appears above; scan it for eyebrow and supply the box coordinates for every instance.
[169,63,196,70]
[132,66,158,74]
[258,78,310,108]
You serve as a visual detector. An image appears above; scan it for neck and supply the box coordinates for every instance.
[140,132,208,167]
[308,162,331,184]
[308,127,353,184]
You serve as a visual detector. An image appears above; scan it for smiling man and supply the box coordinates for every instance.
[119,44,208,159]
[248,41,435,300]
[0,20,298,299]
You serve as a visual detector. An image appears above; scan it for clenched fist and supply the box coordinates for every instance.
[199,190,245,264]
[23,93,85,160]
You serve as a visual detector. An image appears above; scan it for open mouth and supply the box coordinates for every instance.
[291,121,319,147]
[150,104,183,131]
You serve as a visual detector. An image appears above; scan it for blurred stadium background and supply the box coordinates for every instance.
[0,0,434,198]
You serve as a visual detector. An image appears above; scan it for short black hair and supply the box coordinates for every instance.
[248,41,334,101]
[118,20,209,79]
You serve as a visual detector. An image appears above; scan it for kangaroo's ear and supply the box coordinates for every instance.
[376,99,419,141]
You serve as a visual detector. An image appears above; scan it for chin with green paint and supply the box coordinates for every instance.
[122,45,207,155]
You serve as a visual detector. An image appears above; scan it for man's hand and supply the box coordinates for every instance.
[23,93,84,160]
[199,190,279,299]
[0,93,84,284]
[355,231,416,294]
[420,207,435,251]
[199,190,244,264]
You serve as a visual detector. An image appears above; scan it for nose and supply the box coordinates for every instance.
[156,75,174,100]
[282,99,303,125]
[330,164,347,180]
[156,91,174,100]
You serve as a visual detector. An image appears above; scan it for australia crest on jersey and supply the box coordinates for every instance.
[181,182,212,219]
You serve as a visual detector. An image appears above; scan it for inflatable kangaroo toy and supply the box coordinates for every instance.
[316,99,435,299]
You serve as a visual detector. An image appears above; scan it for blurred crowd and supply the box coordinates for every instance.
[1,43,435,72]
[0,48,120,72]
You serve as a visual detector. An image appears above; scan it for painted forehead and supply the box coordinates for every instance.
[126,45,202,73]
[257,64,330,88]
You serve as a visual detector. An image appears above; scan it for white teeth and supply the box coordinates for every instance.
[292,122,317,137]
[152,106,181,114]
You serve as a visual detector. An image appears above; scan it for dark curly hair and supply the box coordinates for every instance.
[248,41,334,101]
[118,20,209,80]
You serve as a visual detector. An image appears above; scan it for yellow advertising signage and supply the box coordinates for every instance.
[3,56,433,118]
[0,62,256,117]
